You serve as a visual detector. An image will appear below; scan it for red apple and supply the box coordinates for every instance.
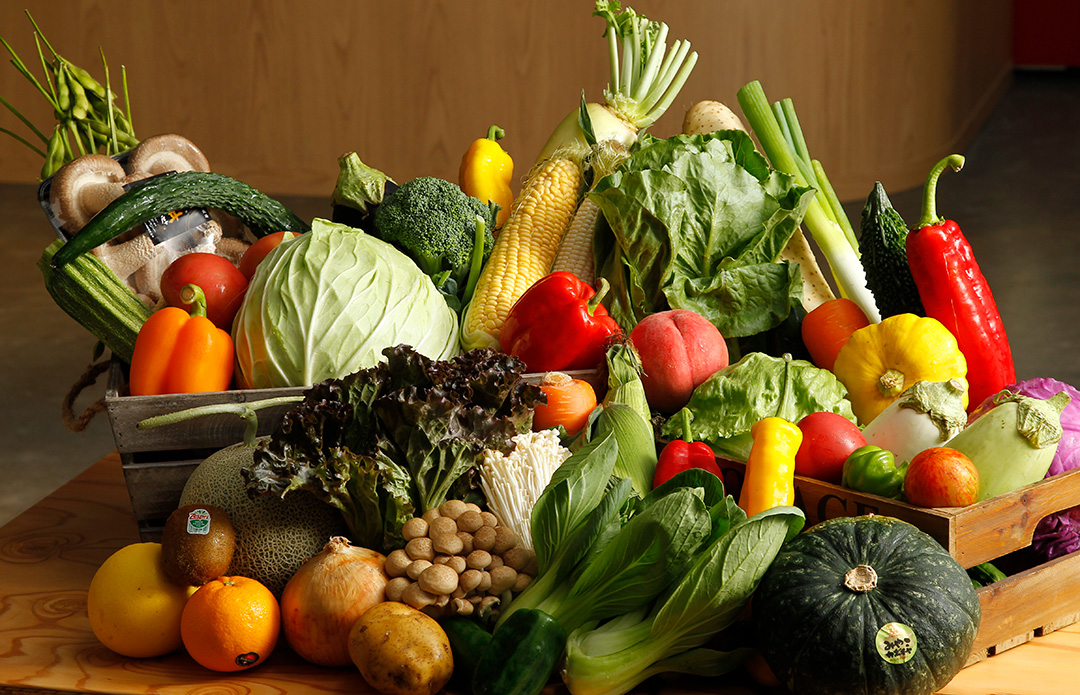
[904,447,980,507]
[629,309,728,414]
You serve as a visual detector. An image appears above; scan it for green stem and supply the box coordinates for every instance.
[460,216,487,306]
[813,159,858,253]
[136,397,304,448]
[486,124,504,141]
[917,154,965,228]
[679,407,693,443]
[180,284,209,318]
[587,277,610,316]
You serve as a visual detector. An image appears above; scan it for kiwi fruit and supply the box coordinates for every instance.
[161,503,237,586]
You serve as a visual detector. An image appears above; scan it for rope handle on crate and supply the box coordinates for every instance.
[62,358,110,432]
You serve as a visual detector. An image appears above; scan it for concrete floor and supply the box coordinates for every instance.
[1,69,1078,528]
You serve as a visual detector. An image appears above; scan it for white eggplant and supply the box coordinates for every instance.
[948,391,1071,501]
[861,378,968,465]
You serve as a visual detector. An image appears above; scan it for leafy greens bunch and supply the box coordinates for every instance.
[591,130,815,340]
[495,428,803,694]
[243,344,545,552]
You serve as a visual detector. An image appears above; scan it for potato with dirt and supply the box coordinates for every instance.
[347,601,453,695]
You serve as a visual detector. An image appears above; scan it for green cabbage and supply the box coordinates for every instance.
[233,218,459,388]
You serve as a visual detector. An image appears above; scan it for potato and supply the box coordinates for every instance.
[682,100,747,135]
[347,601,453,695]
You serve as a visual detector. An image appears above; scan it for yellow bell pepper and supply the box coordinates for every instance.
[739,417,802,517]
[833,313,968,425]
[459,125,514,229]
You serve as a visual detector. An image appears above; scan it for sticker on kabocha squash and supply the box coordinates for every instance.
[875,622,917,664]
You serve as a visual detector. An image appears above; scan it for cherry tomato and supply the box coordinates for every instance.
[795,411,867,484]
[800,298,871,372]
[239,231,298,280]
[160,253,248,330]
[904,446,980,507]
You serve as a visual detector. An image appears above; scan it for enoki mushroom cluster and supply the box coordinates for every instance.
[384,499,537,619]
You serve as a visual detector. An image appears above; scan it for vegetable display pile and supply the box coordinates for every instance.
[9,3,1080,695]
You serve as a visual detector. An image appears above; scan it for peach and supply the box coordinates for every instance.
[629,309,728,414]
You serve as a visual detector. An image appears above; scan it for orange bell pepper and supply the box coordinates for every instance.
[128,284,234,396]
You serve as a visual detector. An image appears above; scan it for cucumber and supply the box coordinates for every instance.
[51,171,310,268]
[38,239,151,361]
[441,616,493,694]
[858,181,923,319]
[472,608,566,695]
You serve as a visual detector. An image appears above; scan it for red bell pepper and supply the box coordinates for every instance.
[500,271,622,373]
[653,409,723,488]
[906,155,1016,410]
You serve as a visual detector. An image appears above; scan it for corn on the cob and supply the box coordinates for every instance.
[550,196,600,285]
[460,157,583,349]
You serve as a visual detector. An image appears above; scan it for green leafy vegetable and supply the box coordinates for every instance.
[242,345,545,552]
[591,130,815,339]
[664,352,855,461]
[561,506,805,695]
[232,218,460,389]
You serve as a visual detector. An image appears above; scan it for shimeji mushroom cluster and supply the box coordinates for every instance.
[383,499,537,619]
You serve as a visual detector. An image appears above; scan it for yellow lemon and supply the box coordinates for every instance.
[87,542,197,658]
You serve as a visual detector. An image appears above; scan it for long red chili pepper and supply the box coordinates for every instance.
[906,154,1016,411]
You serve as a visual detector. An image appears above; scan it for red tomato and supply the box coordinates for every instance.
[800,298,871,372]
[795,412,867,484]
[160,253,248,330]
[904,447,980,508]
[239,231,298,280]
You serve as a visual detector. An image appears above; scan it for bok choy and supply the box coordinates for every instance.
[562,506,805,695]
[498,441,741,640]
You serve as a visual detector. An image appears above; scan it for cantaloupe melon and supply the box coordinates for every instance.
[179,436,346,596]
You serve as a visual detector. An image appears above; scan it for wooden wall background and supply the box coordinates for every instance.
[0,1,1013,202]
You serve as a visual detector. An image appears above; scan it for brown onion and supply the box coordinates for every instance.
[281,536,388,666]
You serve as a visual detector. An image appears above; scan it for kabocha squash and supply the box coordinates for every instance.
[753,515,980,695]
[833,313,968,424]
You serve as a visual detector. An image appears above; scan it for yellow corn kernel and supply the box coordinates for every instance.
[550,196,600,286]
[461,157,582,350]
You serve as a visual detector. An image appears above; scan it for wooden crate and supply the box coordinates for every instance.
[713,457,1080,663]
[104,361,305,540]
[104,360,605,541]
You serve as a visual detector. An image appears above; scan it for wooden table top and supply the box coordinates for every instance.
[1,452,1077,695]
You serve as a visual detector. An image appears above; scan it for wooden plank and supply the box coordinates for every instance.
[714,458,1080,569]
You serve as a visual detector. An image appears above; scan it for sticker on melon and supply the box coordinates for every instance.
[875,622,918,664]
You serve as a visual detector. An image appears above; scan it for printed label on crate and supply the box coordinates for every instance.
[186,508,212,535]
[875,622,917,664]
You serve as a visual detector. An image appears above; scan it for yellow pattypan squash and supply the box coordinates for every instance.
[833,313,968,425]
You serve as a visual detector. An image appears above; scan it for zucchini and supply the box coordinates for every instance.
[51,171,310,268]
[472,608,566,695]
[858,181,923,319]
[38,239,151,361]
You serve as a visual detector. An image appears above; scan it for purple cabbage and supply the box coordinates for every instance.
[972,378,1080,561]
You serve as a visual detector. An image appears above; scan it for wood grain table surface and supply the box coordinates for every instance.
[1,452,1077,695]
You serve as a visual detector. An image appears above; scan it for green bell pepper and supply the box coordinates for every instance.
[841,445,908,499]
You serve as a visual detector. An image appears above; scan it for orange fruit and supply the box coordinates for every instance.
[180,575,280,671]
[87,542,197,658]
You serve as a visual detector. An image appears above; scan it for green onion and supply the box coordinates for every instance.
[737,80,881,322]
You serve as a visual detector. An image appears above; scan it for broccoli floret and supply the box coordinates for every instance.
[371,177,497,306]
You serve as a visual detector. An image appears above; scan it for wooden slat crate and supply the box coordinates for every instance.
[103,359,605,541]
[714,457,1080,664]
[104,360,305,540]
